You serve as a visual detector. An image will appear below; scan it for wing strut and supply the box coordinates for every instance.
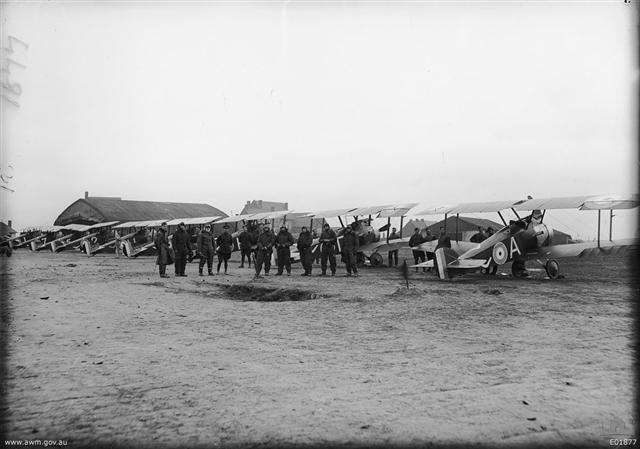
[511,208,521,220]
[400,216,404,238]
[455,213,459,242]
[609,209,613,241]
[497,211,507,226]
[386,217,391,243]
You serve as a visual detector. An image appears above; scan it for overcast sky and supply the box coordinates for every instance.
[1,1,638,239]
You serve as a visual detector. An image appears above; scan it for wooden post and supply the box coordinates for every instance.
[597,210,601,248]
[399,216,404,238]
[443,213,448,234]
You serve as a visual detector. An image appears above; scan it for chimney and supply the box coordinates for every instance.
[85,191,89,199]
[246,201,250,206]
[259,200,263,207]
[8,220,12,228]
[284,202,288,210]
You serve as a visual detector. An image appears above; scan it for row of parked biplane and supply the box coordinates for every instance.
[1,195,638,280]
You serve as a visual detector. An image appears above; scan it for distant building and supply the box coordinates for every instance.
[427,216,504,241]
[0,220,17,236]
[427,215,572,244]
[240,200,288,215]
[401,218,435,236]
[551,229,572,245]
[53,192,228,226]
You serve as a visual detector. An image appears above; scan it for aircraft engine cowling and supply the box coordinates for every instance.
[533,223,553,248]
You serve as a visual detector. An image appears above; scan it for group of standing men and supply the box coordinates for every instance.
[153,221,365,278]
[154,222,234,278]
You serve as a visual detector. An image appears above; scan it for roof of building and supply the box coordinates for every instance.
[240,200,288,215]
[0,222,17,235]
[54,196,228,226]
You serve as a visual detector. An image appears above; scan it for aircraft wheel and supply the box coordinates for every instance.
[545,259,560,280]
[511,260,527,277]
[370,252,384,267]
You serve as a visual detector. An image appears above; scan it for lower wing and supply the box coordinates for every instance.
[525,238,638,260]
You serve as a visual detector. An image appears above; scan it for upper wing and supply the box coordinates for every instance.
[414,199,525,216]
[514,194,639,211]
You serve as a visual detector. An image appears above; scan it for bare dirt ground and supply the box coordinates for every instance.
[1,248,637,448]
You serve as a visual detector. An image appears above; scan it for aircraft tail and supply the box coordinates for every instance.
[435,247,487,279]
[434,247,459,279]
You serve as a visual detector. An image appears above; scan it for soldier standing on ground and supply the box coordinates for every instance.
[319,223,337,276]
[274,225,295,276]
[171,222,192,277]
[255,225,276,277]
[297,226,313,276]
[197,224,215,276]
[216,225,234,275]
[341,225,359,277]
[155,222,170,278]
[409,227,427,272]
[238,225,253,268]
[387,227,401,267]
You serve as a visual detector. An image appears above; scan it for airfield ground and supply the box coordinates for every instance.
[0,249,637,448]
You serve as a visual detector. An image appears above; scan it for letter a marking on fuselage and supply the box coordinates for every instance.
[510,237,521,257]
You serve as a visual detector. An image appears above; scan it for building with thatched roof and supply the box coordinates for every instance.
[53,192,228,226]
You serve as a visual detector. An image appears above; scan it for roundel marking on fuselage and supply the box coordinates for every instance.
[492,241,509,265]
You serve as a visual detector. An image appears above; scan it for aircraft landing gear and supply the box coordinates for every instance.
[511,259,529,277]
[545,259,560,280]
[369,252,384,267]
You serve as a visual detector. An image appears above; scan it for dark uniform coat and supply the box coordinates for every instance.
[155,229,170,265]
[238,231,253,250]
[216,232,234,256]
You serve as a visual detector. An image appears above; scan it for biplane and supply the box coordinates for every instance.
[22,223,118,253]
[1,228,42,250]
[304,203,419,266]
[112,220,165,257]
[410,194,639,280]
[28,225,81,252]
[77,222,124,255]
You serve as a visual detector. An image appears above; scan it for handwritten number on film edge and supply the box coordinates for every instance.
[2,36,28,108]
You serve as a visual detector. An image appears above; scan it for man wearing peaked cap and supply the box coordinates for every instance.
[171,222,192,277]
[197,224,215,276]
[274,225,295,276]
[216,224,234,275]
[238,225,253,269]
[154,222,170,278]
